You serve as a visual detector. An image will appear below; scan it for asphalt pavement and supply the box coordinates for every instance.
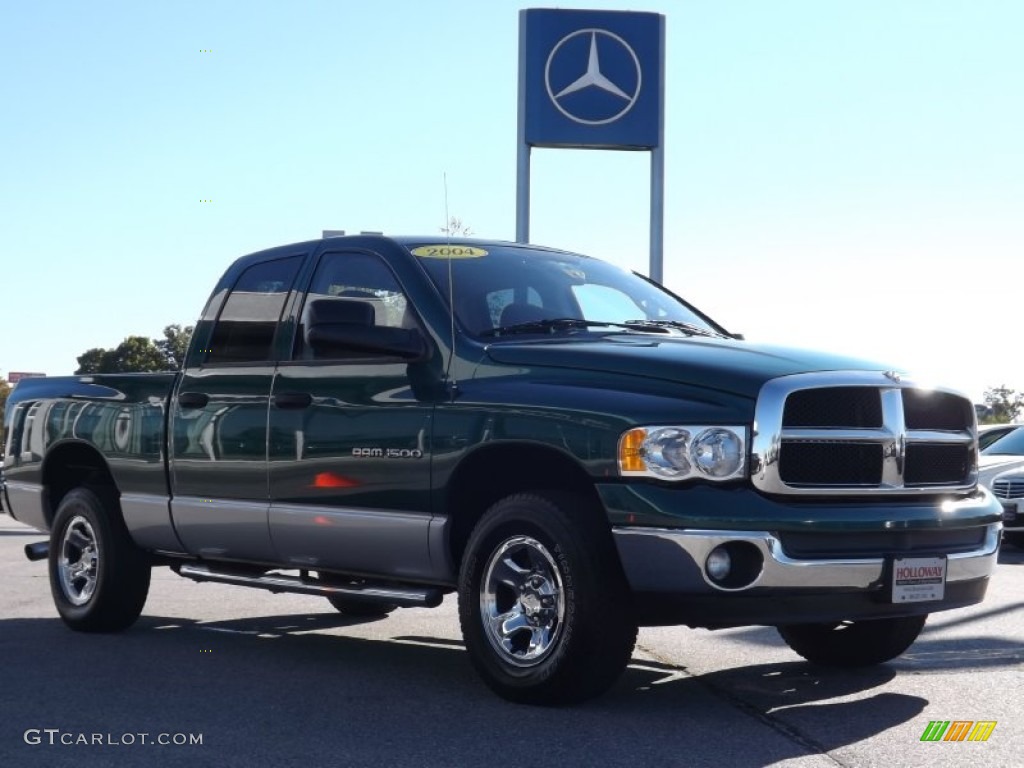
[1,511,1020,768]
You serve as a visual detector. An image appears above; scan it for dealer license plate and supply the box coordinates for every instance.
[891,556,947,603]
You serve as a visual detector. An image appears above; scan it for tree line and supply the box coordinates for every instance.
[1,326,190,432]
[979,386,1024,424]
[74,325,194,375]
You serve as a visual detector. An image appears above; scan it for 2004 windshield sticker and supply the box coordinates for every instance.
[411,245,488,259]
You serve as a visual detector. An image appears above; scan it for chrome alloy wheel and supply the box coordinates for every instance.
[480,535,565,667]
[58,515,100,606]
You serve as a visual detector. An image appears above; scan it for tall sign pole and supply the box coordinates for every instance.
[516,15,531,244]
[516,9,666,282]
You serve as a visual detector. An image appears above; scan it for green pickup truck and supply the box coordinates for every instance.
[2,235,1002,705]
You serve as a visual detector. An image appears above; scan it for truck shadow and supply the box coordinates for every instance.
[617,658,925,754]
[702,607,1024,672]
[0,612,928,768]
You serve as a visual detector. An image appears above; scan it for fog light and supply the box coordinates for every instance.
[703,541,765,590]
[706,547,732,582]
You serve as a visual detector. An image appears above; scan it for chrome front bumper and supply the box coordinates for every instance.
[613,523,1002,595]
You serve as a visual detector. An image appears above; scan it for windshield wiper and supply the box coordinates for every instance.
[623,319,726,338]
[481,318,669,338]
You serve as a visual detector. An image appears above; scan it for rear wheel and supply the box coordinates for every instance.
[458,491,637,705]
[777,615,927,667]
[48,487,151,632]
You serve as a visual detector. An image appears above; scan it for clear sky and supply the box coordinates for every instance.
[2,0,1021,402]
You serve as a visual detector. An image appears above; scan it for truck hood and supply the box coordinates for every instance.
[484,335,897,399]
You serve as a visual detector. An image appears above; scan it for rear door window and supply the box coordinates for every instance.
[206,256,302,364]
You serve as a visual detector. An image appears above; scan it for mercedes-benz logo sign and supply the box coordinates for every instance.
[545,28,642,126]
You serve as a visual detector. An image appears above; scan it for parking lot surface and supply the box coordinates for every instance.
[1,512,1020,767]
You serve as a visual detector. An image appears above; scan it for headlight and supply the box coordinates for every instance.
[618,425,747,482]
[691,428,744,478]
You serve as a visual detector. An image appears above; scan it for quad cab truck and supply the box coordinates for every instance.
[1,236,1002,704]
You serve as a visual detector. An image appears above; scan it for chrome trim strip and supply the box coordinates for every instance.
[778,428,972,447]
[751,371,977,496]
[905,431,975,445]
[776,428,971,447]
[879,388,906,488]
[613,524,1000,594]
[947,524,1003,580]
[780,428,895,442]
[176,564,444,607]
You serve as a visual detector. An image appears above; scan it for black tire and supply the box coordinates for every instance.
[777,614,927,667]
[458,491,637,706]
[325,595,398,617]
[48,487,151,632]
[1002,532,1024,549]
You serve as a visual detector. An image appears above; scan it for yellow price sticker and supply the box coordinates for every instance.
[411,245,488,259]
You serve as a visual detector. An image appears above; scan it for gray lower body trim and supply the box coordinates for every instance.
[171,496,276,562]
[269,503,447,582]
[3,482,47,532]
[121,493,187,554]
[614,523,1001,594]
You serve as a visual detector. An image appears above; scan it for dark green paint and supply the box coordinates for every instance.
[484,336,896,400]
[2,236,997,550]
[2,374,176,498]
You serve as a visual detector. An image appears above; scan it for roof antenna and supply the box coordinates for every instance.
[444,172,458,397]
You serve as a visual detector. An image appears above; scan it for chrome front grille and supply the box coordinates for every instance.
[993,477,1024,499]
[751,372,977,496]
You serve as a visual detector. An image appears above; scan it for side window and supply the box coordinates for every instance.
[295,252,414,360]
[206,256,302,364]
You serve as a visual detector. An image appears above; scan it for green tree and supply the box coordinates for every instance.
[76,348,111,374]
[106,336,168,373]
[157,324,194,369]
[75,336,169,375]
[0,378,10,434]
[75,324,194,375]
[981,386,1024,424]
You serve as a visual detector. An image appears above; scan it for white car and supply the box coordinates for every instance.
[989,467,1024,548]
[978,426,1024,492]
[979,423,1020,451]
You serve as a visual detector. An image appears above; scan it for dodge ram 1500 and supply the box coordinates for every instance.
[2,235,1001,704]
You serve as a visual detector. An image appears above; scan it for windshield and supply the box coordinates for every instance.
[981,426,1024,455]
[411,242,725,338]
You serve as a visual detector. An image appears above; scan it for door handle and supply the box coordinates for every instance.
[178,391,209,409]
[273,392,312,409]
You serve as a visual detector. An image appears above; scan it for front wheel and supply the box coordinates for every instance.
[777,615,927,667]
[48,487,151,632]
[458,492,637,706]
